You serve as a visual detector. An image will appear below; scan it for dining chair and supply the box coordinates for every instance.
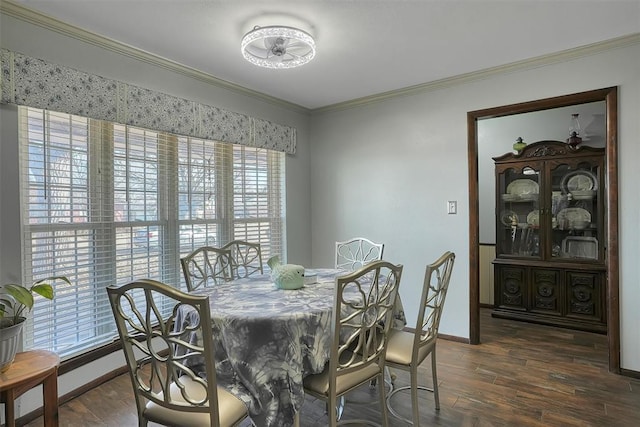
[335,237,385,271]
[221,240,263,279]
[384,251,455,426]
[303,260,403,426]
[335,236,387,406]
[181,246,233,291]
[106,279,248,427]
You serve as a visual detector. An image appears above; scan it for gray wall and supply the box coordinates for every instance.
[309,42,640,372]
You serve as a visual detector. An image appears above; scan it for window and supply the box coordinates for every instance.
[19,107,285,358]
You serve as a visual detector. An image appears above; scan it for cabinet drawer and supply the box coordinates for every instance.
[530,268,563,316]
[492,263,606,333]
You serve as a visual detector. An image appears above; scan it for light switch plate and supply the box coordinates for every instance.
[447,200,457,214]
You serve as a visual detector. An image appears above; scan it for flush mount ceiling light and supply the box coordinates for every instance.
[241,25,316,69]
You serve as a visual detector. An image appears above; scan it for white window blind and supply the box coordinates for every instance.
[18,106,285,359]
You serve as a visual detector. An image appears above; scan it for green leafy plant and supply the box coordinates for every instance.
[0,276,69,327]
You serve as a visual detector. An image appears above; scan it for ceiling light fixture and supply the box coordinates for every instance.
[241,25,316,69]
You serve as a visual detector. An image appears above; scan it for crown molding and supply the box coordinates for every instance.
[311,33,640,115]
[2,0,638,116]
[0,0,310,115]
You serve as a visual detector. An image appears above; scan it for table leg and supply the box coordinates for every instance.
[4,389,17,427]
[42,370,59,427]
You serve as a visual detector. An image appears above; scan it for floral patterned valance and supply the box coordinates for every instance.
[0,49,296,154]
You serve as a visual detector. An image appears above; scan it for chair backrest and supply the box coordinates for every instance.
[221,240,263,279]
[330,260,403,381]
[335,237,385,271]
[180,246,232,292]
[412,251,455,357]
[106,279,222,426]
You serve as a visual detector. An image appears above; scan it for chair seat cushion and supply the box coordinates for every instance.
[144,376,247,427]
[304,362,381,396]
[385,329,433,366]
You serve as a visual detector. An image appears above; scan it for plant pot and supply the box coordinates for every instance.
[0,317,25,372]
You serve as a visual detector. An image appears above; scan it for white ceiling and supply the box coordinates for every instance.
[10,0,640,110]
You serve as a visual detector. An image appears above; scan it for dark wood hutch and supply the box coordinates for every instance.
[492,140,606,333]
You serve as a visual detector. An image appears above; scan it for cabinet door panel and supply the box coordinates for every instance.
[496,166,541,259]
[552,162,603,262]
[530,268,562,315]
[495,266,527,311]
[566,271,603,322]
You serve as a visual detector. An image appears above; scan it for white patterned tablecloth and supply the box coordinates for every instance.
[175,268,405,427]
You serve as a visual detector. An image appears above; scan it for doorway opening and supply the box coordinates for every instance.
[466,87,620,373]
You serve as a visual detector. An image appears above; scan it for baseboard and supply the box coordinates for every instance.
[437,333,470,344]
[620,368,640,379]
[480,303,494,309]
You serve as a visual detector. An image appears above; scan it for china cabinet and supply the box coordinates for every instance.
[492,140,606,333]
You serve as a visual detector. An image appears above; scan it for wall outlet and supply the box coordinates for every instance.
[447,200,457,214]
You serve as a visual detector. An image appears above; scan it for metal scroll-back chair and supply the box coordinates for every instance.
[106,279,248,427]
[221,240,263,279]
[303,260,403,426]
[335,237,385,271]
[180,246,233,292]
[384,251,455,426]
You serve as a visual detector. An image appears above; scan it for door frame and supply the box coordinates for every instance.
[466,87,620,373]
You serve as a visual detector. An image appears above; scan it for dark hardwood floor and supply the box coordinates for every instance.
[22,309,640,426]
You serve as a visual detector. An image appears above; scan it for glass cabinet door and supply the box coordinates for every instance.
[496,165,541,258]
[549,161,602,261]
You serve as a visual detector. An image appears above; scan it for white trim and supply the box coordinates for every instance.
[312,33,640,114]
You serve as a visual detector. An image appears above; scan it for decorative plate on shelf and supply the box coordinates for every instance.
[571,190,596,200]
[526,210,540,227]
[499,210,518,226]
[519,193,539,202]
[562,170,598,192]
[501,193,519,202]
[557,207,591,228]
[506,179,539,196]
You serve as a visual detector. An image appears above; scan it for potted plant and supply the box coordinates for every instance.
[0,276,69,372]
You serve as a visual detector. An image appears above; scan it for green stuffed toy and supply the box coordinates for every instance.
[267,256,305,290]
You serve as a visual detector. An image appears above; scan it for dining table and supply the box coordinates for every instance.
[174,268,406,427]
